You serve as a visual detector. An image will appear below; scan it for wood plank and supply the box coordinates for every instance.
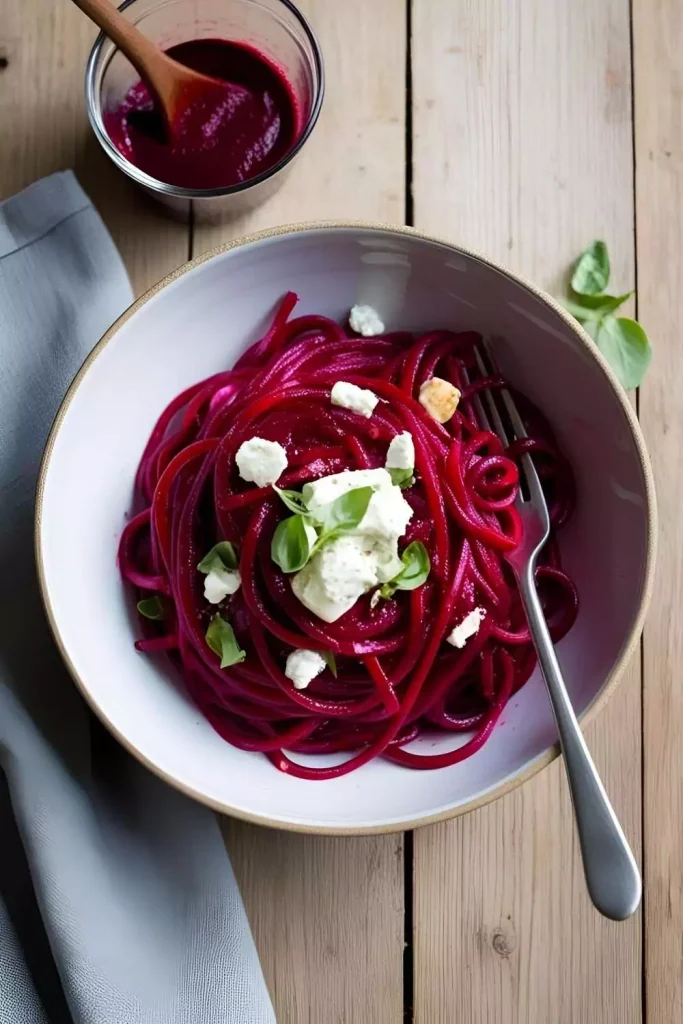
[633,1,683,1020]
[410,2,641,1021]
[1,0,188,295]
[195,3,408,1021]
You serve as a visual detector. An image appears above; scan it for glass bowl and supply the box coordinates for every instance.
[85,0,324,220]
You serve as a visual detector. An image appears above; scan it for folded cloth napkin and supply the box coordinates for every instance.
[0,172,276,1024]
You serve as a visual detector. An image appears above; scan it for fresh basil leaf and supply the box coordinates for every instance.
[594,316,652,390]
[273,485,310,517]
[197,541,238,574]
[313,486,374,532]
[137,596,165,620]
[564,290,632,323]
[322,651,338,678]
[388,466,415,488]
[571,240,610,295]
[581,318,600,342]
[376,541,431,600]
[205,614,246,668]
[271,514,313,573]
[394,541,430,590]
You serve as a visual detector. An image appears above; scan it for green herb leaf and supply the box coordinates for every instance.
[273,485,311,517]
[564,290,632,323]
[395,541,431,590]
[388,466,415,489]
[197,541,238,574]
[594,316,652,390]
[137,596,165,620]
[322,651,338,677]
[205,614,246,668]
[377,542,431,600]
[313,486,374,532]
[571,240,610,295]
[271,515,313,573]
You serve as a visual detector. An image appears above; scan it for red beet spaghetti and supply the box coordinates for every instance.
[119,294,578,779]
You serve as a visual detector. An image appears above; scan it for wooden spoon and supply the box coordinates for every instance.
[72,0,229,139]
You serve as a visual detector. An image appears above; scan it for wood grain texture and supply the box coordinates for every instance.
[410,2,641,1021]
[633,1,683,1021]
[201,3,408,1021]
[0,0,188,295]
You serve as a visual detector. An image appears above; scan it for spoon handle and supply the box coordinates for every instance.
[70,0,173,97]
[517,561,642,921]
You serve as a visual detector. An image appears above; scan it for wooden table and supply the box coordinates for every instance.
[3,1,681,1020]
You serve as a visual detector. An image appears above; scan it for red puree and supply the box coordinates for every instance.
[104,39,300,190]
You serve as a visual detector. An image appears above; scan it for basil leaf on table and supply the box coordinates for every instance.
[571,240,611,295]
[137,596,165,620]
[273,485,311,517]
[271,514,313,573]
[205,614,246,668]
[563,291,632,323]
[594,317,652,391]
[563,241,652,390]
[197,541,238,574]
[379,541,431,599]
[388,467,415,489]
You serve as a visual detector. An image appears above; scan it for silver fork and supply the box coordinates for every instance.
[471,343,641,921]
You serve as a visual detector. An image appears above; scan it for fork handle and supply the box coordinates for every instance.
[516,562,641,920]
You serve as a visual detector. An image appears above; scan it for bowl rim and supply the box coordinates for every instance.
[35,220,658,835]
[84,0,325,200]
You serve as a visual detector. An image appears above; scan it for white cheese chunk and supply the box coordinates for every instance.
[446,607,486,649]
[292,535,380,623]
[418,377,461,424]
[385,431,415,471]
[204,565,241,604]
[235,437,287,488]
[357,486,414,542]
[349,304,385,337]
[285,649,327,690]
[331,381,379,418]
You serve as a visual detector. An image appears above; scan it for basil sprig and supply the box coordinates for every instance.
[271,486,374,574]
[205,613,246,668]
[563,240,651,389]
[378,541,431,600]
[197,541,238,574]
[272,486,310,516]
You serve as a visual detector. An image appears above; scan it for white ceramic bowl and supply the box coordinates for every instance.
[36,224,656,834]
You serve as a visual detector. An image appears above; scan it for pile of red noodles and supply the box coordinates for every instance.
[119,293,578,779]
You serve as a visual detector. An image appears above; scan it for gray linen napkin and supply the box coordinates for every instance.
[0,171,276,1024]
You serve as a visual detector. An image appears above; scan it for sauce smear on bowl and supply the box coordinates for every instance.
[104,38,300,190]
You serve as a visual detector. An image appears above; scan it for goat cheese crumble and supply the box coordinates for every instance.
[446,607,486,649]
[285,649,327,690]
[349,304,385,337]
[330,381,379,418]
[235,437,288,488]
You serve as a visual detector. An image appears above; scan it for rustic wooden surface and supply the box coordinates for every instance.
[2,0,680,1020]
